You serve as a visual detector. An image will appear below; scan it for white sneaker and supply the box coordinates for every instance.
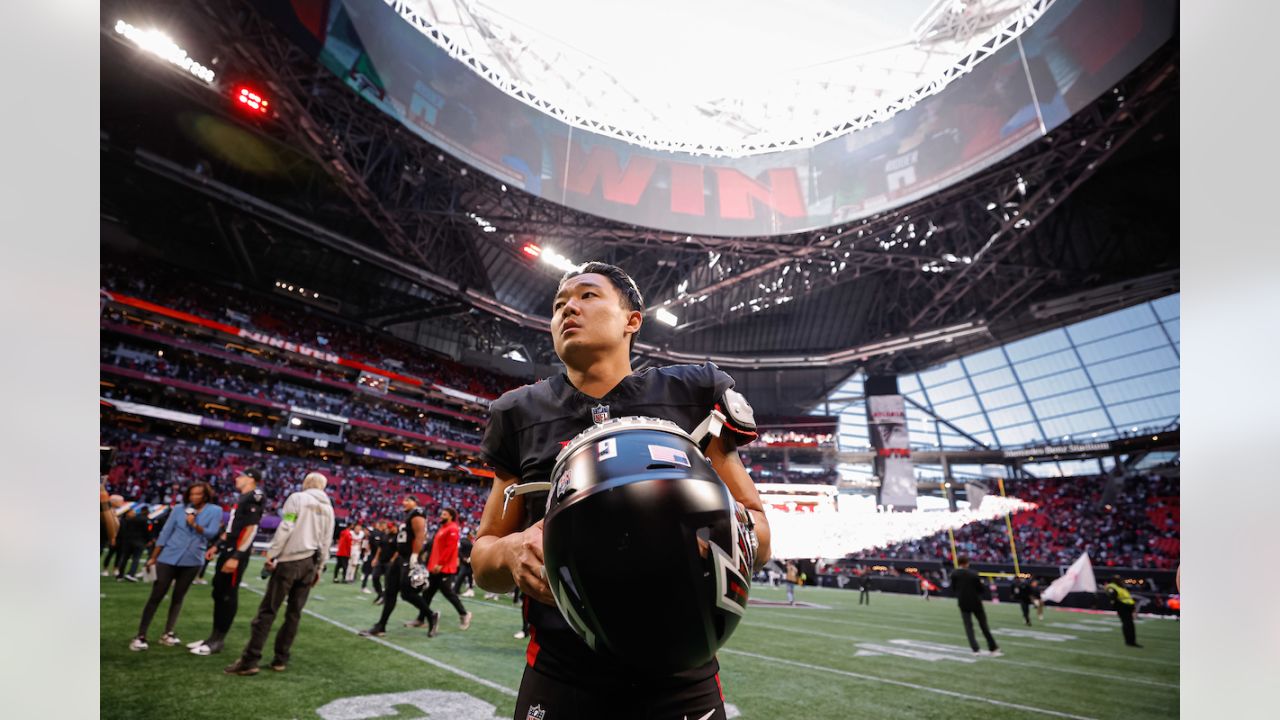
[190,644,214,656]
[989,649,1004,657]
[514,631,526,639]
[159,633,181,647]
[361,588,372,594]
[101,570,111,577]
[193,579,208,585]
[461,589,476,598]
[186,639,206,650]
[129,637,149,652]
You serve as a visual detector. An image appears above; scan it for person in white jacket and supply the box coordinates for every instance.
[224,472,335,675]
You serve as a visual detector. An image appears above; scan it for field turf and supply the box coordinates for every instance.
[100,559,1178,719]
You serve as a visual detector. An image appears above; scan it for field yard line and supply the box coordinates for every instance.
[242,585,518,697]
[720,648,1098,720]
[740,620,1176,689]
[753,609,1180,667]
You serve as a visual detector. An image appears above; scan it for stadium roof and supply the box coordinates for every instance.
[393,0,1045,156]
[99,0,1179,416]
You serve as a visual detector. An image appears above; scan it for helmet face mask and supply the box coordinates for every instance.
[542,417,751,675]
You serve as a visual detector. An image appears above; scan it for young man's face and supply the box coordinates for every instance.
[402,497,416,512]
[551,273,639,364]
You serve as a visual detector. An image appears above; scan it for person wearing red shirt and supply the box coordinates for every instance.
[415,507,472,637]
[333,526,353,583]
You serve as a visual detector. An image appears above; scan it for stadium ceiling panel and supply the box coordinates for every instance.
[394,0,1041,156]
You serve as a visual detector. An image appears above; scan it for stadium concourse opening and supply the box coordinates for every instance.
[100,0,1178,717]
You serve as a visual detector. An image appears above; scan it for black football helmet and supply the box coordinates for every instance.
[542,416,754,675]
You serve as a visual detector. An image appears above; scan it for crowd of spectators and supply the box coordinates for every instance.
[102,431,490,531]
[101,257,521,400]
[101,342,483,444]
[850,473,1180,569]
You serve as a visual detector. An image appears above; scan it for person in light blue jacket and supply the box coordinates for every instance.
[130,482,222,651]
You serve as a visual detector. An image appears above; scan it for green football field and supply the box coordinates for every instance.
[101,559,1178,719]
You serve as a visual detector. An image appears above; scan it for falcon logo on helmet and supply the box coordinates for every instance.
[541,416,753,675]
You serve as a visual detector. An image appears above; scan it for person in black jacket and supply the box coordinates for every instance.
[115,505,150,581]
[858,571,872,606]
[1012,577,1033,626]
[950,556,1002,656]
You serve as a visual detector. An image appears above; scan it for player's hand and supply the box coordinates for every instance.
[185,513,197,527]
[205,546,217,562]
[146,555,157,569]
[508,519,553,605]
[432,565,442,573]
[221,557,239,574]
[264,558,278,572]
[311,570,322,587]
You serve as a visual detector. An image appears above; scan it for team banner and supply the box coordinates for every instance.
[866,393,916,509]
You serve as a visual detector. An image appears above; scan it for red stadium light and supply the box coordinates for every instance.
[521,242,542,258]
[235,86,270,114]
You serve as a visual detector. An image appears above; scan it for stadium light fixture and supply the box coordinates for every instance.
[114,20,216,84]
[235,86,270,114]
[656,308,679,327]
[540,248,580,273]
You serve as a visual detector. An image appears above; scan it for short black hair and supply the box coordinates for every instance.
[559,262,644,350]
[956,555,971,567]
[441,507,458,521]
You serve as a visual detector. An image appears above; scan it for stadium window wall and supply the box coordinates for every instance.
[816,294,1179,479]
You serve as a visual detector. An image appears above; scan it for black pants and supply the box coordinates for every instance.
[514,664,725,720]
[333,556,350,582]
[859,587,870,605]
[960,605,999,652]
[103,544,119,570]
[374,559,430,629]
[210,553,248,638]
[418,572,467,621]
[116,543,145,578]
[452,562,474,594]
[360,557,374,586]
[1019,599,1032,625]
[1117,604,1138,645]
[367,562,385,595]
[137,562,199,638]
[238,555,320,666]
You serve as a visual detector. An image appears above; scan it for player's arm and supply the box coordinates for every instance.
[705,434,772,571]
[409,515,427,561]
[471,468,554,604]
[220,521,259,573]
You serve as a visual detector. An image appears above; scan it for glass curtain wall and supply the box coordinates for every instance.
[818,294,1179,480]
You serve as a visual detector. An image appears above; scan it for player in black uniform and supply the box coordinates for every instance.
[471,262,773,720]
[359,496,433,636]
[190,468,266,656]
[361,521,386,596]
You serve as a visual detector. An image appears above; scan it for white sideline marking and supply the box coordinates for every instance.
[754,609,1180,667]
[242,585,517,697]
[741,620,1177,688]
[721,648,1097,720]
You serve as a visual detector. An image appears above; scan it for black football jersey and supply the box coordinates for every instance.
[480,361,753,684]
[219,488,265,556]
[396,507,426,559]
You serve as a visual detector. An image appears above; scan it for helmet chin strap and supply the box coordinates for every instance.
[503,481,552,517]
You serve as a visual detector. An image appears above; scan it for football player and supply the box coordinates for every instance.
[471,262,772,720]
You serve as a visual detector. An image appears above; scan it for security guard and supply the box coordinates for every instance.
[1104,576,1142,648]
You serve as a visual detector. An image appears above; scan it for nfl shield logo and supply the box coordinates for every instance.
[591,403,610,424]
[526,705,546,720]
